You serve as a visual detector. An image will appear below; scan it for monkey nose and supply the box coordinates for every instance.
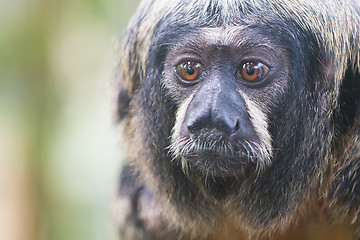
[186,109,241,137]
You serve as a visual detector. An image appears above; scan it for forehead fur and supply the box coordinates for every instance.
[116,0,360,93]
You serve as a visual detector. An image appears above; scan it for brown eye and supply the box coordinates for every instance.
[176,61,203,82]
[239,61,269,82]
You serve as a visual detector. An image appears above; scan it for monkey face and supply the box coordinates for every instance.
[164,27,289,179]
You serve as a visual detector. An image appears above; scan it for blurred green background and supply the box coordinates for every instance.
[0,0,139,239]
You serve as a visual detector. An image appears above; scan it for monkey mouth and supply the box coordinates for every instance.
[180,147,255,178]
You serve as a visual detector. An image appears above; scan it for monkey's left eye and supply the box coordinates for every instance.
[238,61,270,83]
[176,61,204,83]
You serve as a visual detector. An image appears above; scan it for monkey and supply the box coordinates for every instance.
[112,0,360,239]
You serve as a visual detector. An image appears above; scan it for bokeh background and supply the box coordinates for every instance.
[0,0,139,239]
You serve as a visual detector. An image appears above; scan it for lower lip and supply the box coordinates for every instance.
[185,153,252,178]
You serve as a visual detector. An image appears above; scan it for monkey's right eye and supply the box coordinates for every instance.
[175,61,204,83]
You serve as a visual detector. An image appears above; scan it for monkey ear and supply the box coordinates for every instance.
[356,69,360,122]
[113,25,141,122]
[114,16,151,122]
[351,48,360,121]
[117,88,131,121]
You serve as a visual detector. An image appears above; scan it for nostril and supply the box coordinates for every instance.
[232,120,240,136]
[187,116,210,134]
[187,123,197,134]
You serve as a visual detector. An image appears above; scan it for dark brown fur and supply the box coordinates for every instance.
[113,0,360,239]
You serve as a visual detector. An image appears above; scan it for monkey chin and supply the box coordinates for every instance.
[184,151,253,179]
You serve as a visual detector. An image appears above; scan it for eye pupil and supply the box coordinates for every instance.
[187,66,195,75]
[246,67,255,76]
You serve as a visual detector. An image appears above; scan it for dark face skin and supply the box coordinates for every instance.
[163,27,289,179]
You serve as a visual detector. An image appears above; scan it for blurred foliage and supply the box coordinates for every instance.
[0,0,139,240]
